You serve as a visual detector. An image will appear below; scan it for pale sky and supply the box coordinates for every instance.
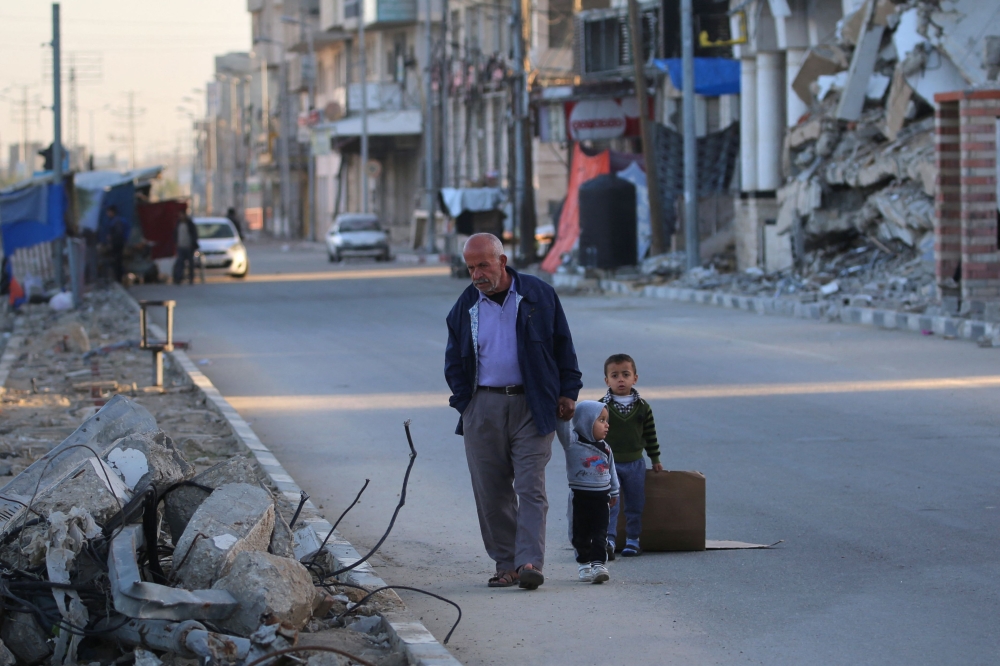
[0,0,251,173]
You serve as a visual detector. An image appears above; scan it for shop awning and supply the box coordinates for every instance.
[653,57,741,97]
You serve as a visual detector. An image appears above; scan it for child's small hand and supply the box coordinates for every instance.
[652,463,664,473]
[609,496,618,508]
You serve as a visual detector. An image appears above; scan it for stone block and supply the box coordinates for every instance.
[211,551,316,637]
[164,456,260,541]
[173,483,275,590]
[0,613,51,665]
[270,509,295,559]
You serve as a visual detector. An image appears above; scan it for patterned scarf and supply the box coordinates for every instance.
[600,387,642,416]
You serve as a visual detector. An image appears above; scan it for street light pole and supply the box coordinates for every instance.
[52,2,65,291]
[681,0,700,268]
[423,0,436,252]
[359,1,369,213]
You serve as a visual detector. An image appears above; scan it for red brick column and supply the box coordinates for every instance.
[934,98,961,292]
[959,92,1000,300]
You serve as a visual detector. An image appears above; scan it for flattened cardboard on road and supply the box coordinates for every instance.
[615,470,776,551]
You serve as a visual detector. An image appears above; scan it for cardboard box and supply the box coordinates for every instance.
[615,470,705,551]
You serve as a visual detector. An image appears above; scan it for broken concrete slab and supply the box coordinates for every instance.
[270,509,296,559]
[163,456,259,541]
[792,44,848,104]
[884,67,914,141]
[788,117,823,149]
[32,456,132,526]
[905,48,968,107]
[107,430,194,495]
[0,395,156,538]
[927,0,1000,86]
[211,551,317,637]
[109,525,238,620]
[837,24,887,120]
[172,483,275,590]
[0,614,52,666]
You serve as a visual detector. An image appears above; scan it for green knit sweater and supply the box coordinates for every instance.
[601,390,660,464]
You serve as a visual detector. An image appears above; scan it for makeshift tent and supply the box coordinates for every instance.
[0,180,66,257]
[74,167,163,244]
[616,162,652,261]
[438,187,506,237]
[540,145,610,273]
[654,57,741,96]
[138,199,188,259]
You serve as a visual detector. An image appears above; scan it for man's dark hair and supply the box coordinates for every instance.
[106,205,118,215]
[604,353,636,376]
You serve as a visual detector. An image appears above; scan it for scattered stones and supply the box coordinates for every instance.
[172,483,276,590]
[211,551,318,637]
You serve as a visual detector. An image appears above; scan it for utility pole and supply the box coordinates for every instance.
[359,1,369,214]
[127,91,136,169]
[278,59,292,237]
[52,3,64,291]
[423,0,437,252]
[512,0,529,260]
[681,0,699,268]
[290,9,318,239]
[628,0,665,257]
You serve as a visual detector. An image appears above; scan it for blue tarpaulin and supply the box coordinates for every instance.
[0,182,66,256]
[654,57,740,97]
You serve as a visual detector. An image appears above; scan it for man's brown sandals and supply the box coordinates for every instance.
[516,564,544,590]
[488,570,518,587]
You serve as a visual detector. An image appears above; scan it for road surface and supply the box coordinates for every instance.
[135,243,1000,665]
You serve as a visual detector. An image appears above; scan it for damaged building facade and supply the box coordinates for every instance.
[733,0,1000,314]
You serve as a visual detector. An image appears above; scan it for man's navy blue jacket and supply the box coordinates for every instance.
[445,267,582,436]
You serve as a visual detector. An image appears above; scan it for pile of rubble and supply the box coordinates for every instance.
[0,289,406,666]
[641,0,997,317]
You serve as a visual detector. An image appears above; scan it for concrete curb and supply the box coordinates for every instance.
[553,273,1000,344]
[117,286,461,666]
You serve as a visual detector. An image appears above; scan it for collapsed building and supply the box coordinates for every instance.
[725,0,1000,315]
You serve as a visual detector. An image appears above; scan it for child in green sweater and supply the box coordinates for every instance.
[600,353,661,557]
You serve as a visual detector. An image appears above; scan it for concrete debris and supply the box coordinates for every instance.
[0,287,387,666]
[172,483,276,590]
[133,649,163,666]
[211,550,318,637]
[0,613,52,666]
[164,455,260,540]
[0,640,15,666]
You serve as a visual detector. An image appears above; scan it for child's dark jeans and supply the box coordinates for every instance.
[608,458,646,542]
[571,489,610,564]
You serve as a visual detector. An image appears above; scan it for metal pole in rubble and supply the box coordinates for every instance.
[511,0,525,260]
[628,0,665,257]
[359,1,369,214]
[681,0,699,269]
[52,3,65,291]
[423,0,436,252]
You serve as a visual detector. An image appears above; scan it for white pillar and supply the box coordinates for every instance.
[756,51,786,191]
[786,47,809,127]
[740,57,758,192]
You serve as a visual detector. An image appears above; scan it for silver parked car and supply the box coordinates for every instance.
[193,217,249,278]
[326,213,390,262]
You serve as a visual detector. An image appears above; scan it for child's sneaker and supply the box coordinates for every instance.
[621,539,642,557]
[591,562,610,584]
[606,538,616,561]
[578,564,593,582]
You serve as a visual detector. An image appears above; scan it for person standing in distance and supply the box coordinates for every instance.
[445,233,583,590]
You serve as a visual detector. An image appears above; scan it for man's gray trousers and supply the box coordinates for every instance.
[462,390,554,572]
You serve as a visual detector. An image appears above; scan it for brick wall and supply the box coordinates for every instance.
[935,90,1000,301]
[935,99,961,292]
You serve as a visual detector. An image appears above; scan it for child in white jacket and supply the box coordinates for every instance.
[556,400,620,583]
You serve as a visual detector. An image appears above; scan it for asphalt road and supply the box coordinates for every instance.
[134,243,1000,665]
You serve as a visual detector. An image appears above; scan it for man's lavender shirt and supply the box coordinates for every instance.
[476,278,523,387]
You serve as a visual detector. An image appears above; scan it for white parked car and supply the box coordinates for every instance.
[326,214,391,262]
[193,217,249,278]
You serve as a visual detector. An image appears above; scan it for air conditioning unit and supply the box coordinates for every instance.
[574,2,661,79]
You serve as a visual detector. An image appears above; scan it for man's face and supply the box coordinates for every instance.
[464,245,507,294]
[605,361,638,396]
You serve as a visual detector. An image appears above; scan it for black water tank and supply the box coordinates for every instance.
[578,174,637,269]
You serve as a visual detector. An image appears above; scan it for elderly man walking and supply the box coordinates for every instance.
[445,233,582,590]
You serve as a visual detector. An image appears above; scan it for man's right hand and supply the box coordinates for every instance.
[557,397,575,421]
